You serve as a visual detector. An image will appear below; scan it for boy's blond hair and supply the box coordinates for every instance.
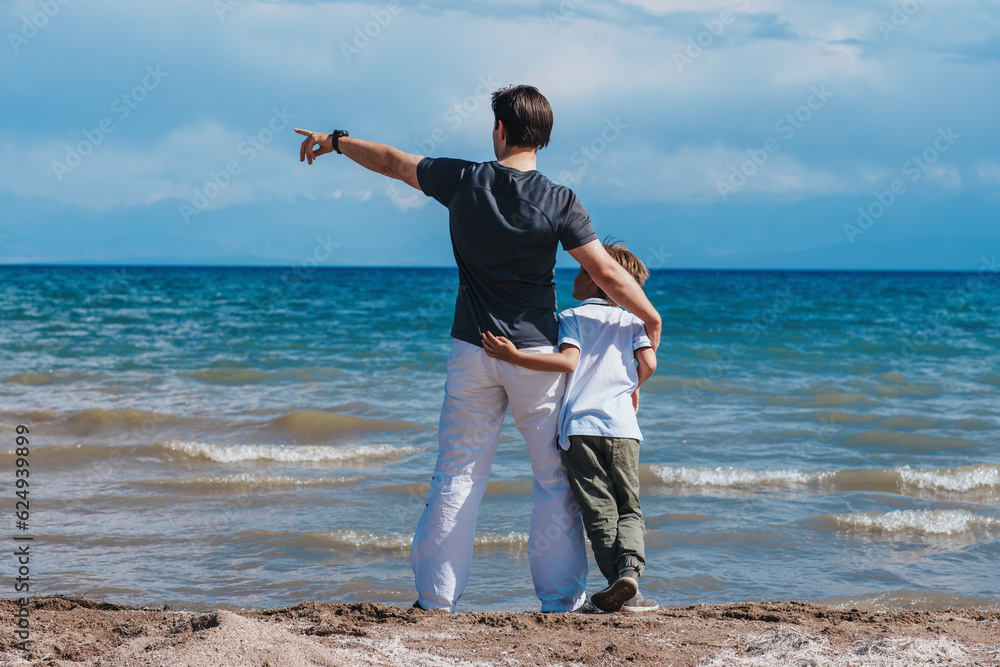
[595,237,649,307]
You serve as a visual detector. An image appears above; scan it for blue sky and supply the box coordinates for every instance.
[2,0,998,269]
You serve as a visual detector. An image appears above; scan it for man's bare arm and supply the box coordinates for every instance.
[569,240,662,350]
[295,129,423,191]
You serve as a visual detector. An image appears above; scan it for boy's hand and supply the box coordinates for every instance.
[631,388,640,414]
[481,332,517,362]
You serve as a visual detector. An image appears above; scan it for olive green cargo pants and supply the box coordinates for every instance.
[561,435,645,583]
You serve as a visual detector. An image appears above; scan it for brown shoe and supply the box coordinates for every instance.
[590,574,639,613]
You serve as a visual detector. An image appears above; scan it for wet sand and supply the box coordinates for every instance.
[2,597,999,666]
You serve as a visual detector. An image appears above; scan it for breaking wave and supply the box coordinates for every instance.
[821,510,1000,536]
[641,464,1000,500]
[643,465,826,489]
[159,441,424,464]
[134,473,365,489]
[322,530,529,553]
[0,441,425,466]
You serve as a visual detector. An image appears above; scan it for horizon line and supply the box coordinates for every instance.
[0,263,989,273]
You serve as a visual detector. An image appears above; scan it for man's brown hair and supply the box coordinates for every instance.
[595,238,649,307]
[491,85,553,150]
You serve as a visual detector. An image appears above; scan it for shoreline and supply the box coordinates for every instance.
[3,596,999,666]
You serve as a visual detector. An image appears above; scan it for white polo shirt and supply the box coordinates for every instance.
[556,298,652,450]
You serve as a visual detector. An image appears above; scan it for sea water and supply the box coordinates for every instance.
[1,266,997,612]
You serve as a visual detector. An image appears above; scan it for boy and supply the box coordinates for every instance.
[481,240,657,613]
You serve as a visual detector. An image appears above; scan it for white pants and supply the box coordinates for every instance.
[410,338,589,612]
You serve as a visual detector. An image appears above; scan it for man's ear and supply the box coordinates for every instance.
[495,119,506,143]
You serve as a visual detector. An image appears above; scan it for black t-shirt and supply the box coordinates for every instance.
[417,157,598,348]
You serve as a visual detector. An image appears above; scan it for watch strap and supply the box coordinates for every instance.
[331,130,349,154]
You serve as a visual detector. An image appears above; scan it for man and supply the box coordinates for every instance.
[296,85,661,613]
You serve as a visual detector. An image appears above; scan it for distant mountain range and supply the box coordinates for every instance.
[2,236,996,272]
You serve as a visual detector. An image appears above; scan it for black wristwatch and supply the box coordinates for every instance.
[331,129,349,154]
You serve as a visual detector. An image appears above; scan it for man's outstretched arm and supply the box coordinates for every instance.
[295,129,423,191]
[568,240,662,350]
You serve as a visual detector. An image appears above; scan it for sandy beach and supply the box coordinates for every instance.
[3,596,999,666]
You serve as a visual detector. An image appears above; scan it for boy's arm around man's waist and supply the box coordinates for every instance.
[481,332,581,373]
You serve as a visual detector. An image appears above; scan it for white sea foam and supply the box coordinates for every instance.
[644,464,1000,498]
[326,530,412,551]
[139,473,364,487]
[828,510,1000,536]
[471,532,530,548]
[896,465,1000,493]
[324,529,528,552]
[646,465,828,488]
[160,440,423,463]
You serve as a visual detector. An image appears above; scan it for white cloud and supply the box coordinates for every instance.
[923,165,963,191]
[330,189,373,202]
[1,0,994,215]
[0,118,387,213]
[616,0,730,15]
[572,141,852,203]
[383,177,429,211]
[976,159,1000,186]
